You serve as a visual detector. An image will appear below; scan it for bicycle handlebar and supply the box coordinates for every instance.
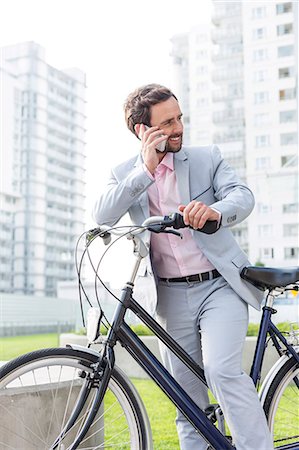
[169,213,218,234]
[143,213,218,235]
[87,213,218,245]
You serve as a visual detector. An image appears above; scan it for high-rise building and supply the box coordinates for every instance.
[0,57,23,292]
[171,1,298,266]
[171,4,248,252]
[242,1,298,266]
[0,41,86,296]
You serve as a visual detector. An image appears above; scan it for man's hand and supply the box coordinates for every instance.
[137,124,167,174]
[178,201,220,230]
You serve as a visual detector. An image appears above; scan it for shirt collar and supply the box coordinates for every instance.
[159,152,174,171]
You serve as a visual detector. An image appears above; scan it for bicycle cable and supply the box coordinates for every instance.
[75,224,146,330]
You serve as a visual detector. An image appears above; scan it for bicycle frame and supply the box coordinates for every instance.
[250,292,299,387]
[99,281,299,450]
[104,282,235,450]
[74,229,298,450]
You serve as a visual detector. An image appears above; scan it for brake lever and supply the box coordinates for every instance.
[164,229,182,238]
[147,226,182,238]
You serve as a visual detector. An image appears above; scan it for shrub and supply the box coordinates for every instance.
[247,321,298,336]
[77,322,298,337]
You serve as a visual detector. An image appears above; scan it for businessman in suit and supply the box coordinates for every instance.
[93,84,273,450]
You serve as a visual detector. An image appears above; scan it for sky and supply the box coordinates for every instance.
[1,0,212,209]
[0,0,212,284]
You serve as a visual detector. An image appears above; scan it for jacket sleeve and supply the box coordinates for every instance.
[209,145,255,227]
[92,163,153,226]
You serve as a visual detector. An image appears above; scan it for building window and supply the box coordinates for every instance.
[255,135,270,147]
[280,110,296,123]
[283,224,299,237]
[252,6,267,18]
[277,23,293,35]
[283,203,298,213]
[279,67,294,78]
[284,247,299,259]
[256,157,271,170]
[261,248,274,259]
[196,49,208,58]
[278,45,294,57]
[276,2,292,14]
[280,133,297,146]
[253,48,268,61]
[254,113,271,126]
[258,225,273,237]
[279,88,296,101]
[281,154,297,167]
[196,98,209,107]
[197,66,207,75]
[253,27,266,39]
[253,70,268,82]
[254,91,269,104]
[197,131,210,141]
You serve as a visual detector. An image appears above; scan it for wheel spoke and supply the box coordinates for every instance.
[0,349,150,449]
[263,352,299,448]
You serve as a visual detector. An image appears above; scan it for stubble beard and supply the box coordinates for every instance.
[165,134,183,153]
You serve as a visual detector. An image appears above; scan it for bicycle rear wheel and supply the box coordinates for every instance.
[263,351,299,448]
[0,347,152,449]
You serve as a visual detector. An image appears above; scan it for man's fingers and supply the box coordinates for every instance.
[195,209,210,229]
[183,201,200,225]
[189,205,207,228]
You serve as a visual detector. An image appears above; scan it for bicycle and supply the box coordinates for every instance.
[0,213,298,450]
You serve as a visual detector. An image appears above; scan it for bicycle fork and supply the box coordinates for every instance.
[50,347,116,450]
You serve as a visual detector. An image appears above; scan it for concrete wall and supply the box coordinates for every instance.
[60,333,280,382]
[0,293,77,336]
[1,381,104,449]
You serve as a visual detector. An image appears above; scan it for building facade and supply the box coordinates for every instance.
[171,1,298,266]
[0,42,86,296]
[242,1,298,266]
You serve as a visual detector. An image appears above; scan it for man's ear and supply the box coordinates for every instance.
[134,123,141,139]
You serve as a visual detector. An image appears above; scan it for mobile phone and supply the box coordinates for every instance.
[139,125,167,152]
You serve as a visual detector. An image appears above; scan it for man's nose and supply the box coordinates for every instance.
[173,120,183,134]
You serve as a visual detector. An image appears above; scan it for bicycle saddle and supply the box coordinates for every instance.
[241,266,299,290]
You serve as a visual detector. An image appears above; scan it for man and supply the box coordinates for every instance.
[93,84,273,450]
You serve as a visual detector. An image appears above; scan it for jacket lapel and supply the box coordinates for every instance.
[134,153,150,219]
[133,148,191,219]
[174,148,190,206]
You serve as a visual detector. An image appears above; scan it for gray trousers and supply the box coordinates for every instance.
[156,276,273,450]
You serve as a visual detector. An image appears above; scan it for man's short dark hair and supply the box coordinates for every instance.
[124,84,177,136]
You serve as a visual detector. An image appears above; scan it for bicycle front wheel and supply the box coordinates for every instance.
[0,347,152,450]
[263,350,299,448]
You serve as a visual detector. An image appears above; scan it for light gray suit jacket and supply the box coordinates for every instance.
[93,145,263,314]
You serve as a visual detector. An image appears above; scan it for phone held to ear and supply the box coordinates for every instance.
[139,124,167,152]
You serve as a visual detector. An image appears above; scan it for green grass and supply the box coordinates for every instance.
[132,379,298,449]
[0,333,59,361]
[0,334,297,448]
[133,378,180,449]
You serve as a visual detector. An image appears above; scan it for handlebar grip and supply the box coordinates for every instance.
[171,213,218,235]
[86,228,111,245]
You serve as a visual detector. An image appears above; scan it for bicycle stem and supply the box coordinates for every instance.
[127,234,149,284]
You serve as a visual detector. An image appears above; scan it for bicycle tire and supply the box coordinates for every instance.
[0,347,152,450]
[263,350,299,448]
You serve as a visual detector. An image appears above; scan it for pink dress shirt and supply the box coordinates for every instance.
[145,153,215,278]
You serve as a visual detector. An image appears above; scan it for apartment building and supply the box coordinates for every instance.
[242,1,298,266]
[171,3,248,252]
[0,41,86,296]
[171,1,298,265]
